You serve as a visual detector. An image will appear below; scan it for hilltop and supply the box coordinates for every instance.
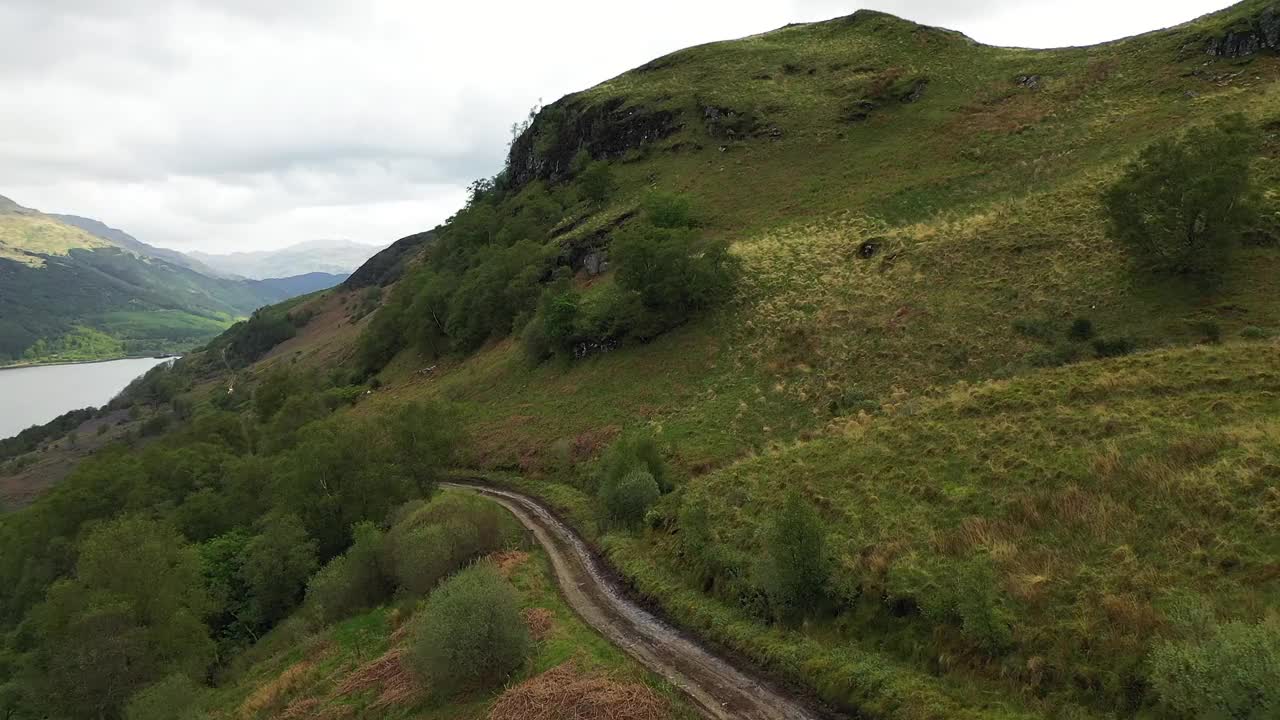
[1,3,1278,719]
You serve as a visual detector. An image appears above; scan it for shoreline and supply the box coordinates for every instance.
[0,355,179,372]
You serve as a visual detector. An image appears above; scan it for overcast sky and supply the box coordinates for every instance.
[0,0,1234,254]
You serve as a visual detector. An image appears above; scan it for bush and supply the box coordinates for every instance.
[1068,317,1096,342]
[576,160,617,207]
[1103,114,1260,279]
[385,494,517,597]
[886,555,1014,655]
[1092,336,1136,359]
[1012,317,1057,343]
[600,430,669,493]
[599,469,660,529]
[1029,343,1082,368]
[1149,617,1279,719]
[679,494,724,589]
[1240,326,1272,340]
[758,491,829,624]
[612,222,738,334]
[406,563,530,697]
[305,522,392,623]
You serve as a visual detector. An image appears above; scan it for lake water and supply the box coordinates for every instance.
[0,357,174,440]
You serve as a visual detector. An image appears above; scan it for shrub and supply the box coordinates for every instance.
[1029,343,1082,368]
[600,430,669,493]
[1149,617,1279,719]
[385,494,517,597]
[305,522,392,623]
[599,469,660,529]
[576,160,617,207]
[1103,114,1260,279]
[1092,336,1137,359]
[758,491,829,624]
[679,494,723,589]
[886,554,1015,655]
[389,521,480,597]
[612,223,738,334]
[1012,317,1057,343]
[1068,317,1096,342]
[406,563,530,697]
[1240,326,1272,340]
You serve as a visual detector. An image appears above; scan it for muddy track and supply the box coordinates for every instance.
[442,482,834,720]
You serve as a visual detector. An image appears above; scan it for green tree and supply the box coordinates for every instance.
[241,514,318,629]
[387,401,459,493]
[1103,114,1260,279]
[27,516,213,720]
[758,491,828,624]
[406,563,529,697]
[577,160,618,207]
[612,221,739,335]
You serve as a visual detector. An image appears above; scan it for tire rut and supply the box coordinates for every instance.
[442,481,832,720]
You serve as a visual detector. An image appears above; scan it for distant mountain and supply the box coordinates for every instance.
[250,271,349,298]
[0,195,347,365]
[191,239,386,280]
[50,214,223,277]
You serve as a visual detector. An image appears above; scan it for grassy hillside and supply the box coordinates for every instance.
[0,199,346,365]
[2,3,1279,720]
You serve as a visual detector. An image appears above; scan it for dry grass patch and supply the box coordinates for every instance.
[488,662,670,720]
[493,550,531,578]
[239,659,317,719]
[522,607,556,642]
[335,647,424,710]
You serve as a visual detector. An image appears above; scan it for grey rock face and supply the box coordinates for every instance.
[1206,5,1280,58]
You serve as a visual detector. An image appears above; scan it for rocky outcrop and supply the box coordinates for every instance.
[1205,4,1280,57]
[343,230,435,290]
[506,96,682,188]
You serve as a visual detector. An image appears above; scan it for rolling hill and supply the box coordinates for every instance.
[2,2,1279,720]
[0,196,349,364]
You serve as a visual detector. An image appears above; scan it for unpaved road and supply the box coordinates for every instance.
[442,482,831,720]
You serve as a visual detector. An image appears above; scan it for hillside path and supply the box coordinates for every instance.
[441,482,833,720]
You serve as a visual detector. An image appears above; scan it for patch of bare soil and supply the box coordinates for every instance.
[488,662,670,720]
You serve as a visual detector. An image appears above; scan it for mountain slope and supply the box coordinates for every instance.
[50,213,223,277]
[2,3,1279,720]
[0,198,348,364]
[191,238,386,280]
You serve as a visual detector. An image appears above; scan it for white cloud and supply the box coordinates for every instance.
[0,0,1236,252]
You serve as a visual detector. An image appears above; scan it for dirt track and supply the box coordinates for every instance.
[442,482,832,720]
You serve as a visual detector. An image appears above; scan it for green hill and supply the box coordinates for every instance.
[0,197,347,364]
[2,3,1279,719]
